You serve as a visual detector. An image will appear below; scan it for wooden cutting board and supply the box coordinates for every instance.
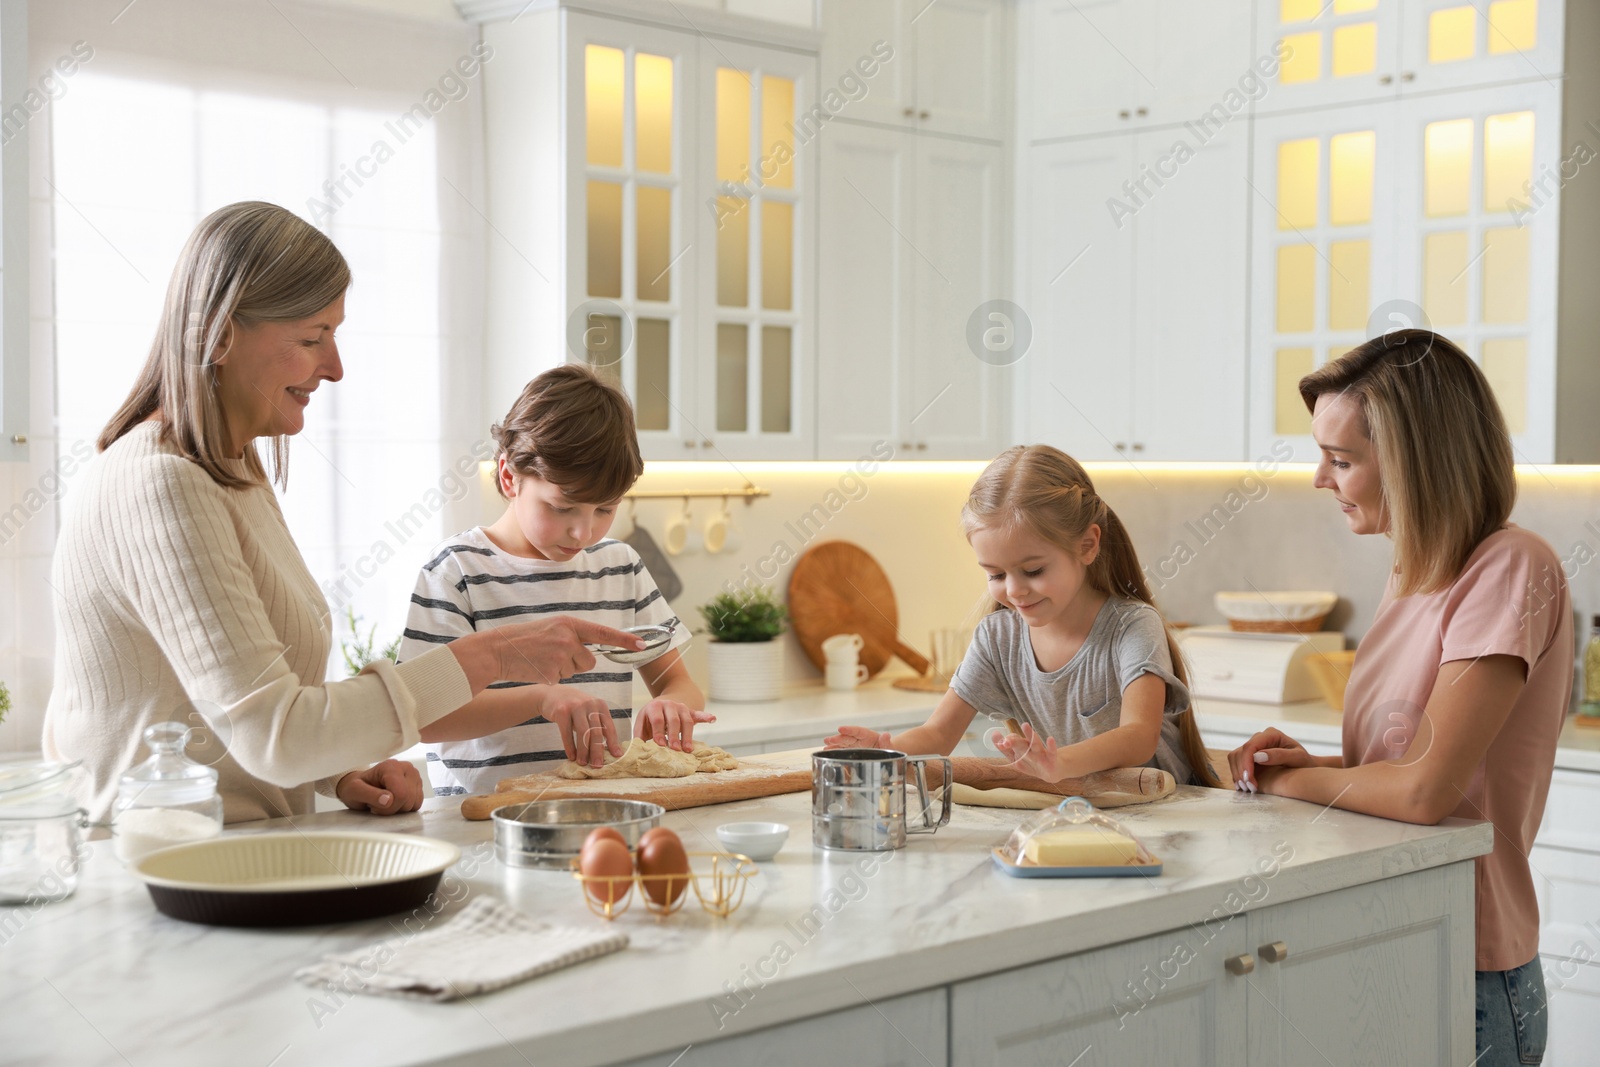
[460,749,815,820]
[459,749,1172,820]
[787,541,930,677]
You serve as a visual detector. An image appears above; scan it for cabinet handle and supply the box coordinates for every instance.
[1135,107,1148,117]
[900,441,913,450]
[915,442,928,451]
[1225,953,1255,976]
[903,106,916,117]
[919,109,930,120]
[1259,941,1289,963]
[700,438,713,449]
[10,434,25,444]
[1118,109,1131,119]
[1114,442,1127,451]
[1131,442,1144,453]
[683,439,697,449]
[1401,71,1415,82]
[1379,74,1393,85]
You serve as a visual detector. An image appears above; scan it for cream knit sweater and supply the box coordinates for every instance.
[43,422,474,824]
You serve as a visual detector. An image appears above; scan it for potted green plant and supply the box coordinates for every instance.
[699,587,787,702]
[0,680,10,727]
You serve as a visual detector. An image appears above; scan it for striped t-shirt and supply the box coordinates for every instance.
[397,529,688,796]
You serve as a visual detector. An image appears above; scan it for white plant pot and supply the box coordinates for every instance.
[707,640,783,703]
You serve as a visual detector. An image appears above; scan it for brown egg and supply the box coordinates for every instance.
[636,828,690,906]
[579,837,634,905]
[583,826,628,852]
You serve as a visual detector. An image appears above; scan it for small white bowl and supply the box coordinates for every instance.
[716,821,789,861]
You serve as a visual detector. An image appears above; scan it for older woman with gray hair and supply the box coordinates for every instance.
[43,201,641,824]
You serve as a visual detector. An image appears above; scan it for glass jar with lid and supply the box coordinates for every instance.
[0,758,89,904]
[113,722,223,865]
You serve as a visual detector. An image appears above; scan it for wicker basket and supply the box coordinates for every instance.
[1306,650,1359,712]
[1228,614,1330,634]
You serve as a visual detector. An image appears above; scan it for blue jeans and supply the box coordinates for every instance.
[1477,956,1548,1066]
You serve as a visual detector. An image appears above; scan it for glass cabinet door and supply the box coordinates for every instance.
[1250,103,1398,457]
[1393,83,1558,457]
[1255,0,1402,114]
[572,27,695,449]
[697,40,814,459]
[1400,0,1561,96]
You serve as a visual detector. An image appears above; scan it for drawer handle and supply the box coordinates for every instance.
[1260,941,1289,963]
[1225,953,1255,976]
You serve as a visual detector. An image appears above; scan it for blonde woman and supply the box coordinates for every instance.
[1227,330,1569,1066]
[43,202,643,825]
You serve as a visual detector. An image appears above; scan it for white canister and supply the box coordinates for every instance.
[707,639,784,702]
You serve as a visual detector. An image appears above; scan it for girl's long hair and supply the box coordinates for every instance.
[99,201,351,488]
[961,445,1220,787]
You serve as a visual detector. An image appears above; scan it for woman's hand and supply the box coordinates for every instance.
[993,722,1064,783]
[1227,728,1318,793]
[635,699,716,752]
[336,759,424,815]
[824,725,891,749]
[453,616,645,692]
[541,686,623,768]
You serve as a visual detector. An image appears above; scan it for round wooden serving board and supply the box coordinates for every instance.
[787,541,929,677]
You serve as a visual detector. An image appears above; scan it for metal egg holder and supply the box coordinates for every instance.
[571,849,760,921]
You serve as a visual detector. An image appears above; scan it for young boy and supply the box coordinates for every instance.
[398,365,709,796]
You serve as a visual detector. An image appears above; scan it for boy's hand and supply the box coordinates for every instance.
[993,722,1063,783]
[542,685,623,767]
[336,759,424,815]
[823,725,892,749]
[635,699,716,752]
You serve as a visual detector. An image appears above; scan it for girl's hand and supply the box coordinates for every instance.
[635,699,716,752]
[336,759,424,815]
[1227,728,1315,793]
[824,725,891,749]
[542,685,623,767]
[993,722,1063,783]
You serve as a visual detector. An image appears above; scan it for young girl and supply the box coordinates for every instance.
[825,445,1217,788]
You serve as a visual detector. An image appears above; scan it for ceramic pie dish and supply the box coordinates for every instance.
[130,831,459,927]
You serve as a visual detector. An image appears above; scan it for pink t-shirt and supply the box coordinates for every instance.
[1343,525,1573,971]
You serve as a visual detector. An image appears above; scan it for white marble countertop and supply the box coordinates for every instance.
[3,767,1492,1067]
[677,674,1600,773]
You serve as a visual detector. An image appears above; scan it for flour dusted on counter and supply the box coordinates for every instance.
[113,807,221,864]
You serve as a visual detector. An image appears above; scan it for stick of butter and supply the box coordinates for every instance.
[1023,829,1141,866]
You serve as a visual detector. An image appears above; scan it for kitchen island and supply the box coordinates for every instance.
[4,766,1491,1067]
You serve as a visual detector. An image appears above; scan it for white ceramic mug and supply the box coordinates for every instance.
[826,662,869,691]
[704,503,741,555]
[664,504,701,557]
[821,633,865,659]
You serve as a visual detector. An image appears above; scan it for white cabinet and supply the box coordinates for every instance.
[1533,766,1600,1066]
[950,919,1249,1064]
[473,1,819,461]
[1021,0,1254,141]
[615,989,947,1067]
[952,862,1475,1065]
[816,111,1009,459]
[1248,81,1564,460]
[820,0,1008,141]
[1245,863,1475,1064]
[1023,119,1249,460]
[1253,0,1563,115]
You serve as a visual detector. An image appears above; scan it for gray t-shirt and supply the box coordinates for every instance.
[951,597,1195,785]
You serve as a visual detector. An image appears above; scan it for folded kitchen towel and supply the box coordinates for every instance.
[293,896,628,1003]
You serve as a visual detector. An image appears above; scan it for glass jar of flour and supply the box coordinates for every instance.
[113,722,223,865]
